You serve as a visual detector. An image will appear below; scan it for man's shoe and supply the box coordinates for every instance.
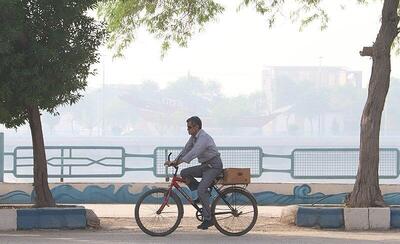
[197,219,214,230]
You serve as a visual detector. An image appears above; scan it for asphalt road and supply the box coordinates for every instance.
[1,228,400,244]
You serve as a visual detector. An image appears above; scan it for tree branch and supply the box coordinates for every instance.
[360,46,373,57]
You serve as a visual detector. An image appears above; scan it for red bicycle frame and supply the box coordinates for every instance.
[157,165,200,214]
[156,153,229,216]
[157,152,206,215]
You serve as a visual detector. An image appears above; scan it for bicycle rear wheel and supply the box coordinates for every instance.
[211,187,258,236]
[135,188,183,236]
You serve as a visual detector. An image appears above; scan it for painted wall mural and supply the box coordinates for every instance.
[0,183,357,205]
[2,183,400,205]
[0,190,31,204]
[254,184,347,205]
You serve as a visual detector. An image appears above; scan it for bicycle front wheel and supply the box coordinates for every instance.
[135,188,183,236]
[211,187,258,236]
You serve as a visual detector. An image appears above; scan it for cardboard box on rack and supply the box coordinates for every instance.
[222,168,250,185]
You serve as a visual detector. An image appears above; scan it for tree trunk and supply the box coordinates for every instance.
[346,0,399,207]
[26,105,55,207]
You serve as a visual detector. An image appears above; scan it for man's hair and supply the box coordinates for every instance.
[186,116,202,129]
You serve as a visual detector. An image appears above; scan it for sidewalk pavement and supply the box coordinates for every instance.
[79,204,284,218]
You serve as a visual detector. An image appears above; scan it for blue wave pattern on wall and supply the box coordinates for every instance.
[1,184,400,205]
[382,193,400,205]
[0,190,31,204]
[254,184,347,205]
[51,184,153,204]
[51,185,203,204]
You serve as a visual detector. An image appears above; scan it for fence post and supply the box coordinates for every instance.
[0,133,3,182]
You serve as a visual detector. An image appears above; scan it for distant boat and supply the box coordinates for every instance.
[121,92,292,128]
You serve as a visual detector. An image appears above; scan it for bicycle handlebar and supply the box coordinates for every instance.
[165,152,179,182]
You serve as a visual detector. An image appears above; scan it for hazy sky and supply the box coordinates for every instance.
[88,0,395,97]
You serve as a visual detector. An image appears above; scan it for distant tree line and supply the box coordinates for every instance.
[39,75,400,136]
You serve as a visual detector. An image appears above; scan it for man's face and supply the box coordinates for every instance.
[187,121,199,136]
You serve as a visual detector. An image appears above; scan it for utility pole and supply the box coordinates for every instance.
[101,57,105,136]
[318,56,323,136]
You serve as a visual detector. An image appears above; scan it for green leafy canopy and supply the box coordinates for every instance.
[100,0,400,56]
[0,0,106,128]
[98,0,224,57]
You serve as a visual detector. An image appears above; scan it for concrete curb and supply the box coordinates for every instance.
[296,207,344,228]
[0,207,88,230]
[17,207,86,230]
[390,208,400,228]
[296,206,396,230]
[368,208,390,230]
[344,208,368,230]
[0,209,17,230]
[280,205,299,225]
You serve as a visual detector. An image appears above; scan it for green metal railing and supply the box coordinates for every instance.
[154,147,263,177]
[0,133,3,182]
[0,133,399,180]
[291,148,399,179]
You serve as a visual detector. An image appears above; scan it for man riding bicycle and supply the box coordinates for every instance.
[164,116,223,230]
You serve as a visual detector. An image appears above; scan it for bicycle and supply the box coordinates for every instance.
[135,153,258,236]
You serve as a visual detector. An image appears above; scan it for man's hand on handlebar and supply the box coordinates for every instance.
[164,160,179,167]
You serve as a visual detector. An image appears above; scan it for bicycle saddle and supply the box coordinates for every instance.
[212,172,224,185]
[215,172,224,180]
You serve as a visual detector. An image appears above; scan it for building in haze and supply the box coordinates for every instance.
[262,66,363,136]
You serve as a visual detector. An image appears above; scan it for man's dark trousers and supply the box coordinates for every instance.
[180,157,223,221]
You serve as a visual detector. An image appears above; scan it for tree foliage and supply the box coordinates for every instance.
[242,0,400,52]
[0,0,106,128]
[0,0,106,207]
[98,0,224,56]
[99,0,400,55]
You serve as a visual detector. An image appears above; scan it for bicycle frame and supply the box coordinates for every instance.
[157,153,238,216]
